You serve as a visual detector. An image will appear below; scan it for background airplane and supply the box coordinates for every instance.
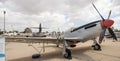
[29,23,48,37]
[5,3,117,59]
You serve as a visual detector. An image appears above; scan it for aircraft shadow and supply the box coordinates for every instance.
[7,45,96,61]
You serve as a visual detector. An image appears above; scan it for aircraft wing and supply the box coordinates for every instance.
[5,37,81,44]
[5,37,59,44]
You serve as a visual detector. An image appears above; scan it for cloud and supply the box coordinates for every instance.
[0,10,73,32]
[113,16,120,29]
[0,0,7,3]
[4,0,68,15]
[69,0,120,27]
[0,0,70,32]
[0,0,120,32]
[112,0,120,6]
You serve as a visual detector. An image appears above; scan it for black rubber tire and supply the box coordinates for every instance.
[70,45,76,47]
[64,49,72,59]
[56,44,59,47]
[93,44,101,50]
[32,54,41,59]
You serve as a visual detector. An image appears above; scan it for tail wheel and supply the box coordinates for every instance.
[93,44,101,50]
[32,54,41,59]
[64,49,72,59]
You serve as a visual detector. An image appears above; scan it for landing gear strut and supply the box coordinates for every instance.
[30,44,42,59]
[92,39,101,50]
[62,39,72,59]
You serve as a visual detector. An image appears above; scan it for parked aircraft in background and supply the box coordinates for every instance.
[106,32,120,38]
[30,23,48,37]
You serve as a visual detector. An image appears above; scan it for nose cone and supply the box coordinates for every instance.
[104,19,114,28]
[100,19,114,28]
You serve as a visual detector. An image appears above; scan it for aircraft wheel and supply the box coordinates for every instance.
[32,54,41,59]
[93,44,101,50]
[56,44,59,47]
[64,48,72,59]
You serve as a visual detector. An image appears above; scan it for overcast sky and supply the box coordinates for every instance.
[0,0,120,32]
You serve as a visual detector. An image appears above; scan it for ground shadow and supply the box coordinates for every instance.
[8,45,95,61]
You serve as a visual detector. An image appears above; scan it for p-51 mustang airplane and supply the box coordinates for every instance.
[5,3,117,59]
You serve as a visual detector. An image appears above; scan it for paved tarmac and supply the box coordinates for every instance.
[6,38,120,61]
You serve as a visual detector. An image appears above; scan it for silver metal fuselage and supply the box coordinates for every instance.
[60,21,101,45]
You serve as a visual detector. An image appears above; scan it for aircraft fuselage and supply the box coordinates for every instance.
[60,21,101,45]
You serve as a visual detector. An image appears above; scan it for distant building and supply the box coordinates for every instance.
[3,31,18,36]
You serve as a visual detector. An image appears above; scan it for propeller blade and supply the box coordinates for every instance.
[108,28,117,40]
[108,10,111,19]
[99,27,106,44]
[92,3,105,21]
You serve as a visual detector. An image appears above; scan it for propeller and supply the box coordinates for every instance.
[108,10,111,19]
[92,3,117,44]
[30,23,48,33]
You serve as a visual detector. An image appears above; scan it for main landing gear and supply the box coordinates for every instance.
[92,39,101,50]
[29,44,42,59]
[64,48,72,59]
[62,39,72,59]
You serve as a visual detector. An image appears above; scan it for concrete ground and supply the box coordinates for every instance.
[6,38,120,61]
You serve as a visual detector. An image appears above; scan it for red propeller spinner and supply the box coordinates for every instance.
[100,19,114,28]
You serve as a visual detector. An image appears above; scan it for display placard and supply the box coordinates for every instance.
[0,37,5,61]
